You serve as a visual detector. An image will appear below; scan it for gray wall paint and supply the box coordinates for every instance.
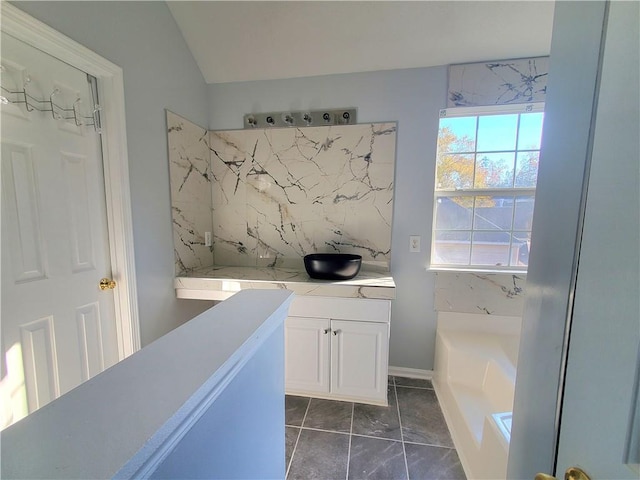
[14,1,215,346]
[508,2,608,477]
[209,68,447,370]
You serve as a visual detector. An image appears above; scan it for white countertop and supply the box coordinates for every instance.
[175,265,396,300]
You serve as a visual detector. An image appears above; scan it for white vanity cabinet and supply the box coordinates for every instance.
[284,296,391,406]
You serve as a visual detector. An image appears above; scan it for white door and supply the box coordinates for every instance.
[1,32,120,428]
[331,320,388,403]
[284,316,331,394]
[553,2,639,478]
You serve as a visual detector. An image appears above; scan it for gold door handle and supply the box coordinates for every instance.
[535,467,591,480]
[99,278,116,290]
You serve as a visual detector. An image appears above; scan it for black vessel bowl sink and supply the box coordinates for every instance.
[304,253,362,280]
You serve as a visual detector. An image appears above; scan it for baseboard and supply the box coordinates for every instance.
[388,366,433,380]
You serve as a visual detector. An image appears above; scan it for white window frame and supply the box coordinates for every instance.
[430,102,545,273]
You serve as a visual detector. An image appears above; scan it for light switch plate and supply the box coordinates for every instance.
[409,235,421,252]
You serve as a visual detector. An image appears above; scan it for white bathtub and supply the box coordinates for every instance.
[433,312,521,480]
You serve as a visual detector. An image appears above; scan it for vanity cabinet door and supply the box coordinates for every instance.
[285,316,331,395]
[330,320,389,404]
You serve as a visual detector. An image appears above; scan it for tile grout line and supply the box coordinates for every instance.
[345,402,355,480]
[350,431,403,443]
[298,426,351,436]
[403,439,457,450]
[394,378,411,480]
[285,398,312,479]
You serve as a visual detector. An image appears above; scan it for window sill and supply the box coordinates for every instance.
[427,266,528,275]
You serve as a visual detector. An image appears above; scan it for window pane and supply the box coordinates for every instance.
[514,196,535,230]
[517,112,544,150]
[437,153,475,189]
[510,231,532,267]
[473,195,514,230]
[470,231,511,266]
[438,116,477,153]
[431,108,541,271]
[435,196,472,230]
[433,231,471,265]
[477,114,518,152]
[514,152,539,187]
[475,153,515,188]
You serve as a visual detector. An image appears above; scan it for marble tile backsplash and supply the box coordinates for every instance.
[209,123,397,269]
[167,111,213,275]
[434,272,526,316]
[448,57,549,107]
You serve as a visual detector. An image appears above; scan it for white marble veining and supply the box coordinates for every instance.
[434,272,526,316]
[176,265,396,300]
[167,111,214,274]
[209,123,397,269]
[448,57,549,107]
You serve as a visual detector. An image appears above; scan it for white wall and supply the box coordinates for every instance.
[209,68,447,370]
[14,1,215,346]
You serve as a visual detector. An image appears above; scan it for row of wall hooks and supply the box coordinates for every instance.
[244,108,357,129]
[0,68,101,133]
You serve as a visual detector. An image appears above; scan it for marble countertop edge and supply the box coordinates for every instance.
[174,265,396,300]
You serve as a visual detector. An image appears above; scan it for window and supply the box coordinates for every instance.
[431,103,544,271]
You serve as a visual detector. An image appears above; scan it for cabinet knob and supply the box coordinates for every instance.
[323,328,330,335]
[332,329,340,336]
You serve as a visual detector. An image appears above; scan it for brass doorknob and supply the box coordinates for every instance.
[535,467,591,480]
[99,278,116,290]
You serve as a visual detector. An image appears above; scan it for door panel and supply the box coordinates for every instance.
[19,316,59,411]
[1,32,119,429]
[75,302,105,381]
[555,1,639,477]
[2,142,46,282]
[62,152,96,272]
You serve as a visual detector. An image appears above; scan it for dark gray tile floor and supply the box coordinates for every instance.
[285,376,466,480]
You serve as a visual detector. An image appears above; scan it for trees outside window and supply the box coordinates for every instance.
[432,103,544,270]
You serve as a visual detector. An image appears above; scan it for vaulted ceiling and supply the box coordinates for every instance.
[167,1,555,84]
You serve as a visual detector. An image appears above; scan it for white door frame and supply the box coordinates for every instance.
[1,3,140,359]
